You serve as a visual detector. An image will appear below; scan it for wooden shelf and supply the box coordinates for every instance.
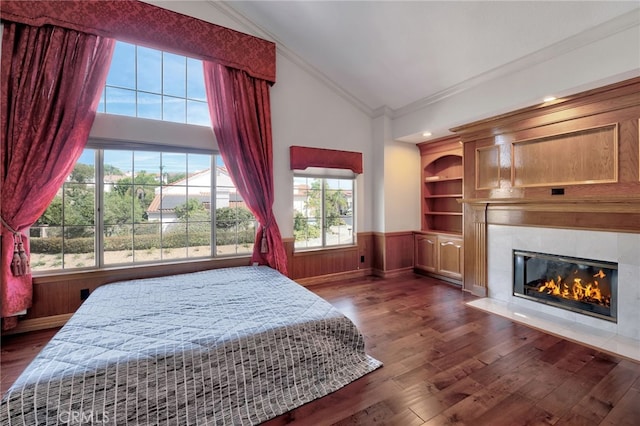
[425,212,463,216]
[424,194,463,199]
[424,176,463,183]
[419,136,464,238]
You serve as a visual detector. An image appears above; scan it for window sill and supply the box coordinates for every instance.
[32,255,252,284]
[293,244,358,257]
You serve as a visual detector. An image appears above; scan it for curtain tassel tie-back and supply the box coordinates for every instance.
[260,234,268,253]
[261,218,274,253]
[2,216,30,276]
[11,233,30,277]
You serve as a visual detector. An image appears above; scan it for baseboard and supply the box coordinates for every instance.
[414,269,463,287]
[472,285,487,297]
[1,313,72,336]
[295,268,372,286]
[371,266,414,278]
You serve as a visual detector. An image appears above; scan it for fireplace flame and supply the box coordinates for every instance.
[537,270,610,307]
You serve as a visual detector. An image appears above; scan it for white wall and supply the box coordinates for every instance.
[371,114,421,233]
[270,53,373,237]
[144,1,246,33]
[383,140,420,233]
[371,115,388,233]
[393,16,640,141]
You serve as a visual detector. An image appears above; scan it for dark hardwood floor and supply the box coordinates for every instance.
[2,273,639,425]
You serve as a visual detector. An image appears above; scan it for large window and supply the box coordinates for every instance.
[31,149,255,271]
[30,41,257,272]
[293,177,354,249]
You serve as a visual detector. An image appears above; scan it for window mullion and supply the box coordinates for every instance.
[321,179,326,248]
[134,45,138,118]
[96,149,104,268]
[211,155,217,257]
[160,51,164,121]
[159,154,164,259]
[130,152,134,262]
[185,154,190,257]
[61,179,66,269]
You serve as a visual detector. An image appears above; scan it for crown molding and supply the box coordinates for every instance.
[372,106,394,119]
[394,8,640,119]
[210,1,374,117]
[206,3,638,122]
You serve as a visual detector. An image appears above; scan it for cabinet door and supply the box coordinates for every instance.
[438,236,463,280]
[415,234,438,273]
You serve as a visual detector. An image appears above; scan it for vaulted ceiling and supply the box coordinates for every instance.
[224,1,639,117]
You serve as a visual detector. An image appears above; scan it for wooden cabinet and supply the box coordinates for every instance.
[414,233,437,273]
[415,136,464,284]
[414,232,463,281]
[437,235,463,280]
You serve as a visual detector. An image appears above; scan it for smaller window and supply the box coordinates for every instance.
[293,176,354,250]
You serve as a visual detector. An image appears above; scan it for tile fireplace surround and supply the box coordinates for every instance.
[467,225,640,362]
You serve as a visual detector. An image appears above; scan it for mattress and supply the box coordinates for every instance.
[0,266,381,425]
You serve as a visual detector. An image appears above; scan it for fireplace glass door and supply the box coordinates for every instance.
[513,250,617,322]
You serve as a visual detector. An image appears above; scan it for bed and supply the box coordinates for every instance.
[0,266,381,425]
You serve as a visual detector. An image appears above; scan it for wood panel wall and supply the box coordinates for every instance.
[287,230,415,282]
[511,124,618,187]
[453,76,640,295]
[2,256,253,334]
[285,233,372,284]
[372,231,415,277]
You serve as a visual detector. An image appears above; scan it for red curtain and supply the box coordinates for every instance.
[0,0,276,84]
[203,62,288,275]
[290,146,363,174]
[0,22,114,329]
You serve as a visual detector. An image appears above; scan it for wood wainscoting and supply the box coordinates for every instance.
[284,233,373,285]
[4,256,253,335]
[372,231,415,277]
[7,232,388,334]
[453,76,640,295]
[285,231,416,283]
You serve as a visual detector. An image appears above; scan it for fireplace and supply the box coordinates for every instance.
[513,250,618,322]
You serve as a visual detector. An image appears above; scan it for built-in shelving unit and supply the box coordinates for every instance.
[422,152,463,234]
[415,136,464,283]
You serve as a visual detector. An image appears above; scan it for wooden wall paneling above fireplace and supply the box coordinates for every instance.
[415,136,464,284]
[452,76,640,296]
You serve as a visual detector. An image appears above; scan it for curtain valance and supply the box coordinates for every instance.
[0,0,276,83]
[290,146,363,174]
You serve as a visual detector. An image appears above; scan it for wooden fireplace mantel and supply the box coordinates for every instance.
[461,196,640,234]
[460,197,640,298]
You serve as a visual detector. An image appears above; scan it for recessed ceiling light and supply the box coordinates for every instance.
[421,131,432,138]
[543,96,557,102]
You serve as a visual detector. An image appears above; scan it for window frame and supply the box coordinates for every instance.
[93,145,214,268]
[33,145,258,276]
[97,41,210,126]
[28,40,263,275]
[293,173,356,251]
[30,143,258,274]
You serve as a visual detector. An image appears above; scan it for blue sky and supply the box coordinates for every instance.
[78,150,219,176]
[97,41,210,126]
[82,41,216,175]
